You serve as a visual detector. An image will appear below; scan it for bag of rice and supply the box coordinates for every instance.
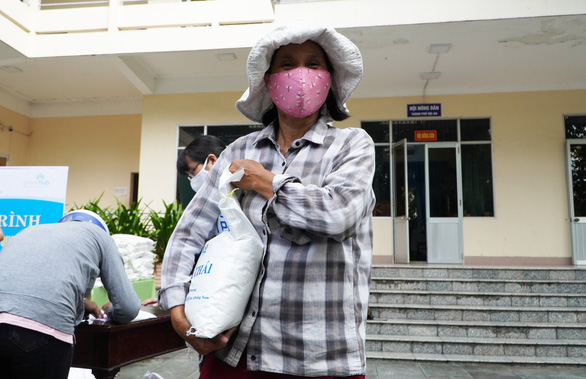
[184,167,264,338]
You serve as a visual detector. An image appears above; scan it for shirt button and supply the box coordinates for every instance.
[252,311,256,317]
[262,230,266,235]
[251,355,256,361]
[281,162,285,166]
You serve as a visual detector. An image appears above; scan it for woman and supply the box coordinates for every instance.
[159,23,375,378]
[142,134,226,309]
[177,135,227,193]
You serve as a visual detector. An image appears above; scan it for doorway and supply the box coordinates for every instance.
[566,139,586,265]
[393,142,463,264]
[364,118,493,265]
[564,115,586,265]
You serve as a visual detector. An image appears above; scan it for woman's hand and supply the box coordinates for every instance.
[101,301,112,313]
[84,298,104,319]
[170,305,237,355]
[141,297,159,308]
[229,159,275,199]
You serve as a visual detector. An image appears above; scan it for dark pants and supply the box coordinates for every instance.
[0,323,74,379]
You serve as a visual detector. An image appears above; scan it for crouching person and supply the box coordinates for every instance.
[0,210,140,379]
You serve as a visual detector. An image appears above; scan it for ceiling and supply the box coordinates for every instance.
[0,14,585,114]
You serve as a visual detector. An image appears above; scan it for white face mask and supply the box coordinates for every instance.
[189,157,209,193]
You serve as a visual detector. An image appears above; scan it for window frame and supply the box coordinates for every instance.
[362,117,495,218]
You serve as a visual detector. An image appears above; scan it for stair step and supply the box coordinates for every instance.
[368,334,586,346]
[366,335,586,357]
[366,351,586,365]
[367,319,586,340]
[369,303,586,323]
[371,265,586,281]
[367,265,586,366]
[371,277,586,294]
[369,290,586,307]
[372,277,586,283]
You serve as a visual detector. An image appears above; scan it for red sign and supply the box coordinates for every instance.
[414,130,437,141]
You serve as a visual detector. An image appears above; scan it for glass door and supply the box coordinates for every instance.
[392,139,409,263]
[425,143,463,263]
[566,140,586,265]
[407,145,427,262]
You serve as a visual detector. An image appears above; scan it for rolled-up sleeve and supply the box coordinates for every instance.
[270,128,375,242]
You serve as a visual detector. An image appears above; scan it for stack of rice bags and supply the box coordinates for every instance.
[112,234,157,281]
[94,234,156,287]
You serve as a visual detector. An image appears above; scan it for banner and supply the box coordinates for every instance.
[0,166,69,250]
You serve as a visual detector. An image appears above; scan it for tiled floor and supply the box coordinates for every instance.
[78,349,586,379]
[366,359,586,378]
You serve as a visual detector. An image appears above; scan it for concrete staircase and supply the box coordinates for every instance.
[366,265,586,365]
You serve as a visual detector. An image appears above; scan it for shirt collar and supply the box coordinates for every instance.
[253,116,330,147]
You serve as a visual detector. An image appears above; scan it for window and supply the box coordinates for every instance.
[565,115,586,218]
[565,115,586,139]
[178,124,263,149]
[362,121,391,217]
[362,118,494,217]
[176,124,262,206]
[460,118,494,217]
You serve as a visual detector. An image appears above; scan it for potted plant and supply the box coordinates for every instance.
[148,200,184,264]
[70,194,112,227]
[107,199,151,237]
[148,201,184,287]
[71,195,151,237]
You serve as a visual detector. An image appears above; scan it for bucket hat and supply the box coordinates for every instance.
[235,22,363,123]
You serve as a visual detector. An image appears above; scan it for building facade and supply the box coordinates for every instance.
[0,0,585,265]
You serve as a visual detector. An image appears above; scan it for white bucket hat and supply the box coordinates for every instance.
[235,22,363,123]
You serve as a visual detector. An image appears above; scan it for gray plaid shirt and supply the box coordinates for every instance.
[159,117,375,376]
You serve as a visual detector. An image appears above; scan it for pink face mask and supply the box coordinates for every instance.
[266,68,331,118]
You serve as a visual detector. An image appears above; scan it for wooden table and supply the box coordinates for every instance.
[72,306,187,379]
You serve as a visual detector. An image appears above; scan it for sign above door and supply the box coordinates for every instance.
[407,103,442,117]
[415,130,438,141]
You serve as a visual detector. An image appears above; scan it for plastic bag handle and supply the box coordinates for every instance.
[186,326,197,337]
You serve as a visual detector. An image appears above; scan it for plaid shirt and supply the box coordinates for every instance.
[159,117,375,377]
